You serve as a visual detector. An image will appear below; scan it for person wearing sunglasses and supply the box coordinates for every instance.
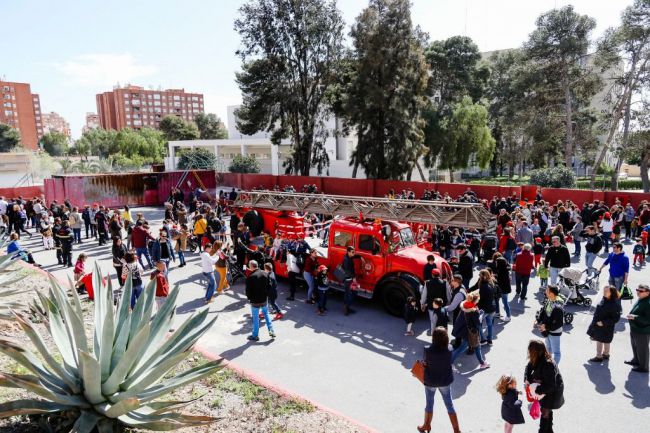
[626,284,650,373]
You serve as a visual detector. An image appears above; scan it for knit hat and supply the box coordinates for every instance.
[604,212,611,218]
[431,268,441,277]
[535,237,542,242]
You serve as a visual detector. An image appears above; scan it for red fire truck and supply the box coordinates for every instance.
[233,191,494,316]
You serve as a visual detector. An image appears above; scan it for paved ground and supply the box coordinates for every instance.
[14,207,650,433]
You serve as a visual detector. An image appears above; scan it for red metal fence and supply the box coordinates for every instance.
[41,171,650,209]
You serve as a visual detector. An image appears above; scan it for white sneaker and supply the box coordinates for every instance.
[479,363,490,369]
[502,316,511,322]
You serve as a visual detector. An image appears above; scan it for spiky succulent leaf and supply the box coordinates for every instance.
[0,262,222,430]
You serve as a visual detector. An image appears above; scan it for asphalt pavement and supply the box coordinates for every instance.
[14,207,650,433]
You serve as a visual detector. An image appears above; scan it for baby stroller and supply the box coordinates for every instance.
[227,251,247,285]
[558,267,592,307]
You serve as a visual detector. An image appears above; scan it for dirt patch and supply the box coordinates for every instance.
[0,271,363,433]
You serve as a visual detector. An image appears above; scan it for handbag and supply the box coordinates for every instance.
[529,400,541,420]
[620,285,634,300]
[333,264,347,282]
[467,328,480,349]
[411,360,425,384]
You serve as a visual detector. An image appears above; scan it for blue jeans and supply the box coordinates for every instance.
[160,259,170,278]
[479,312,495,342]
[573,240,581,256]
[344,279,355,308]
[317,288,328,311]
[602,232,612,251]
[504,250,513,263]
[501,293,511,318]
[204,271,216,301]
[424,385,455,414]
[251,304,274,338]
[303,271,315,300]
[546,334,561,364]
[549,267,561,286]
[136,247,152,269]
[608,275,624,291]
[451,337,486,364]
[177,250,186,266]
[130,284,143,309]
[585,252,597,276]
[73,228,81,243]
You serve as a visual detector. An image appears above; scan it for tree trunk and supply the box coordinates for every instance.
[415,160,426,181]
[610,71,634,192]
[352,161,359,179]
[563,73,574,169]
[448,168,454,183]
[641,152,650,193]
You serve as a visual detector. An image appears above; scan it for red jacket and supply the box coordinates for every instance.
[151,270,169,297]
[131,226,153,249]
[303,255,319,275]
[514,250,535,276]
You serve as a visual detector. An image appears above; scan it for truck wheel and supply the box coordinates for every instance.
[381,282,411,317]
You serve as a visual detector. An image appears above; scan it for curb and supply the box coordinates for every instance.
[15,260,379,433]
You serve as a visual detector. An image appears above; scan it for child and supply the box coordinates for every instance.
[150,261,169,312]
[404,296,417,335]
[495,375,524,433]
[537,263,549,289]
[264,262,283,320]
[633,238,645,267]
[73,253,87,284]
[431,298,449,330]
[532,237,544,269]
[315,264,329,316]
[41,216,55,250]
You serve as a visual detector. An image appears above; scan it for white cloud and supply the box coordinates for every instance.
[54,53,156,87]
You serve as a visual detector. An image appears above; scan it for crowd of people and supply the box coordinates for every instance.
[2,188,650,433]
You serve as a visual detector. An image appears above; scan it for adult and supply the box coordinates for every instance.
[524,340,564,433]
[81,205,93,239]
[131,222,154,270]
[417,327,460,433]
[587,286,622,363]
[121,252,144,309]
[200,244,219,303]
[456,245,473,289]
[69,207,83,244]
[450,291,489,369]
[95,206,108,245]
[514,243,534,303]
[515,222,534,246]
[57,220,73,268]
[245,260,276,341]
[286,249,300,301]
[543,236,570,286]
[600,212,614,253]
[474,270,497,345]
[491,253,512,320]
[341,246,358,316]
[535,286,564,365]
[582,226,603,277]
[499,227,517,263]
[212,240,229,295]
[570,216,583,257]
[303,249,319,304]
[420,269,451,333]
[108,214,123,240]
[624,203,635,241]
[423,255,437,282]
[193,214,208,249]
[446,275,467,324]
[626,284,650,373]
[599,243,629,291]
[111,237,127,288]
[151,231,175,278]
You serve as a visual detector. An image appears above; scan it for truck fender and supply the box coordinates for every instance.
[377,273,420,298]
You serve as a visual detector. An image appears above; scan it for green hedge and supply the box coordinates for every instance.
[575,179,644,190]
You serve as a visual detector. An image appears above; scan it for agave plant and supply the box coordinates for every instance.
[0,265,222,432]
[0,254,29,320]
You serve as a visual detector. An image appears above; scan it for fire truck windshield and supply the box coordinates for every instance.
[398,227,416,249]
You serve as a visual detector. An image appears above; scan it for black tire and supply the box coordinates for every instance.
[583,298,592,307]
[189,242,197,253]
[381,281,412,317]
[564,313,574,324]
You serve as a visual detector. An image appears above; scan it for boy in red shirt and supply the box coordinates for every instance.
[150,261,170,312]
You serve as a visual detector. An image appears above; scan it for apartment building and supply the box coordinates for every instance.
[82,112,100,133]
[42,111,71,138]
[95,85,204,130]
[0,80,43,150]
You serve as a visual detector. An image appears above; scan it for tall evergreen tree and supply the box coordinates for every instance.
[194,113,228,139]
[234,0,344,175]
[524,5,601,168]
[0,123,21,152]
[339,0,429,179]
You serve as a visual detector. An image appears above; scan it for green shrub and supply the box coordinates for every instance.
[229,154,261,174]
[529,167,576,188]
[178,148,218,170]
[575,179,644,190]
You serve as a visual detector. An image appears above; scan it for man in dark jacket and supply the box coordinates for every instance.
[456,245,474,288]
[342,246,358,316]
[57,220,74,267]
[245,260,276,341]
[420,269,451,332]
[544,236,570,286]
[536,286,564,364]
[581,225,603,276]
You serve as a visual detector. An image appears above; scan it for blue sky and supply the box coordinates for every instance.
[2,0,633,138]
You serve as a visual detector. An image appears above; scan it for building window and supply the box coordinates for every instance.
[154,94,160,99]
[4,110,13,116]
[35,110,40,114]
[124,94,130,99]
[154,101,161,106]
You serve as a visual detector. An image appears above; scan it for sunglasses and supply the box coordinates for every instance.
[636,289,649,293]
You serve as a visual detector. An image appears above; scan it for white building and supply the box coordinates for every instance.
[167,105,367,178]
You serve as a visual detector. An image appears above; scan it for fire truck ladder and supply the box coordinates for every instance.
[234,191,496,232]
